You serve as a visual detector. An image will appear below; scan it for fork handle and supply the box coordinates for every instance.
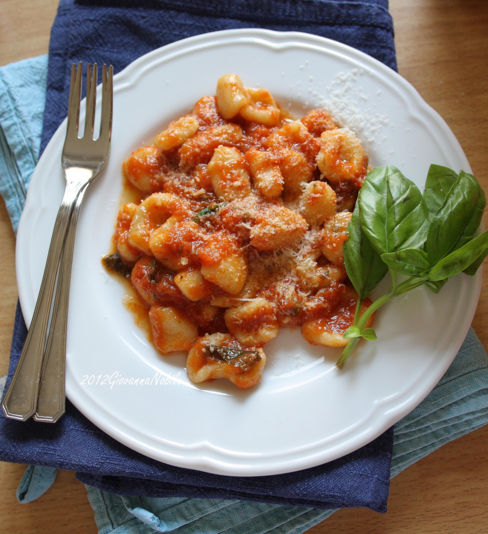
[34,190,85,423]
[1,185,80,421]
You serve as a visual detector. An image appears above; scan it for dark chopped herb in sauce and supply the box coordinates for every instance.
[102,252,132,279]
[205,344,261,371]
[149,258,158,282]
[193,202,226,223]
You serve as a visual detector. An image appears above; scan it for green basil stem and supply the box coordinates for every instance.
[353,298,362,323]
[337,337,361,368]
[336,275,429,368]
[393,276,428,295]
[337,291,393,368]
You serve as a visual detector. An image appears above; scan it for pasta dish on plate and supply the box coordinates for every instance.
[103,74,372,389]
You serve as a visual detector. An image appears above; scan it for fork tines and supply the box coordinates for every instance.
[67,63,113,142]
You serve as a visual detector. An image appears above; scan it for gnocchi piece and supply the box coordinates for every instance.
[128,192,188,255]
[178,123,243,171]
[149,216,204,271]
[301,108,338,136]
[154,115,200,151]
[149,305,198,354]
[127,193,181,255]
[299,181,337,225]
[130,256,159,305]
[131,256,184,306]
[210,294,242,308]
[275,120,310,143]
[174,268,212,301]
[186,332,266,389]
[218,194,261,241]
[316,128,368,184]
[279,148,314,196]
[295,248,346,291]
[216,73,249,120]
[320,211,353,266]
[240,87,280,126]
[200,251,248,295]
[193,96,223,126]
[122,145,168,193]
[207,145,252,201]
[250,205,308,251]
[302,318,349,347]
[224,298,279,346]
[301,284,346,323]
[301,289,372,348]
[114,203,142,263]
[190,302,220,328]
[246,148,284,199]
[267,120,321,167]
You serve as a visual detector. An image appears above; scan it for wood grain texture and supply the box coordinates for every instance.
[0,0,487,532]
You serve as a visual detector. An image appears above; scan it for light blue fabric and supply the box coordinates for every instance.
[0,55,47,233]
[1,55,488,533]
[16,465,58,504]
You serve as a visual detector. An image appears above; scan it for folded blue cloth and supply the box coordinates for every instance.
[1,0,400,518]
[2,304,393,511]
[40,0,397,152]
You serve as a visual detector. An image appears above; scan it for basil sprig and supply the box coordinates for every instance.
[338,164,488,368]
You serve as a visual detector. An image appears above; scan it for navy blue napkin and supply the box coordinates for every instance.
[1,0,396,512]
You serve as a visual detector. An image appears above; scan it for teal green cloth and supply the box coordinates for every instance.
[2,55,488,533]
[0,55,47,233]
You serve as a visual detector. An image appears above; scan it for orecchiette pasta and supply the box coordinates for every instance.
[103,74,371,391]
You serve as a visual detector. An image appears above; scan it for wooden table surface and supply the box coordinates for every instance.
[1,1,487,532]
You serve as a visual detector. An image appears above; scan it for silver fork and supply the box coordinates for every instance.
[2,63,113,423]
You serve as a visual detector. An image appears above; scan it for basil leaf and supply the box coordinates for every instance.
[424,279,447,293]
[343,326,361,339]
[205,345,261,371]
[429,230,488,281]
[359,166,428,256]
[423,164,458,217]
[457,171,486,243]
[380,248,430,276]
[361,328,377,341]
[344,201,388,301]
[426,171,485,264]
[464,247,488,276]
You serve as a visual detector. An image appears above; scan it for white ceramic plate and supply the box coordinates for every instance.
[16,30,481,476]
